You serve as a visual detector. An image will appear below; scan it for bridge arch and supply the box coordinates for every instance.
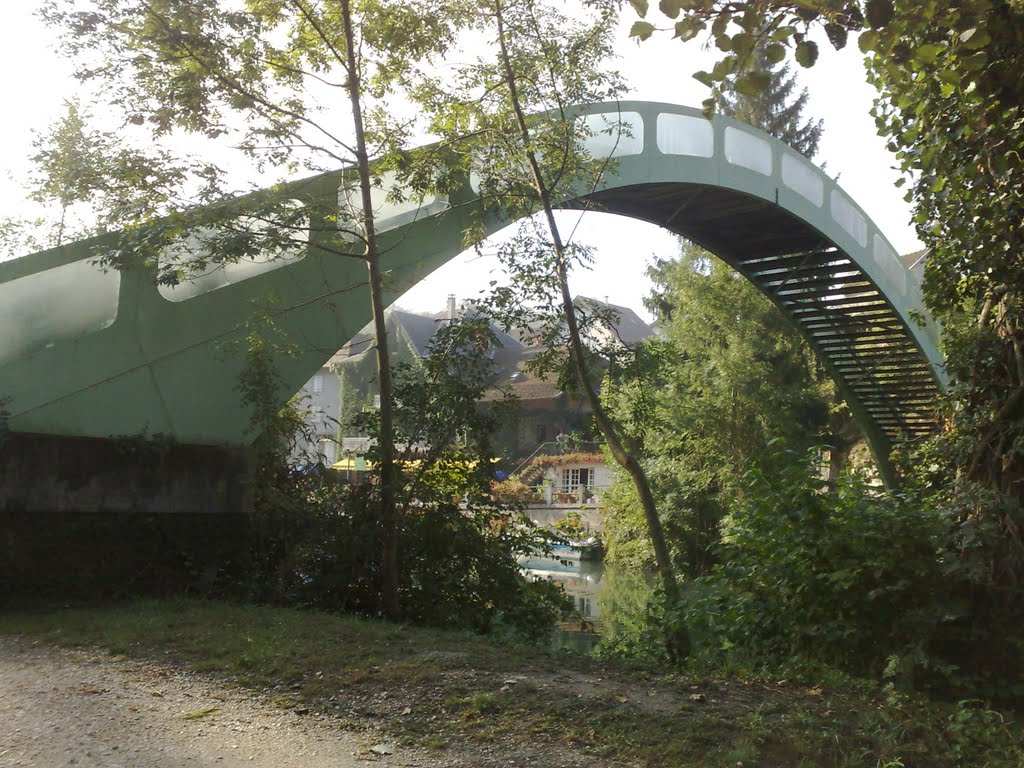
[0,101,944,478]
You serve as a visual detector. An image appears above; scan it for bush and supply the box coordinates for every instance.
[244,472,571,641]
[672,445,950,685]
[492,477,541,504]
[235,317,573,643]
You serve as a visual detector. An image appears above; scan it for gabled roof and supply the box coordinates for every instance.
[392,309,441,358]
[335,302,526,365]
[481,347,564,402]
[575,296,654,345]
[900,248,928,270]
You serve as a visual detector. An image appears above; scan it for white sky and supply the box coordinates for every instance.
[0,4,920,323]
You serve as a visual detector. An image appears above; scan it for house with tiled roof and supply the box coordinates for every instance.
[901,248,928,282]
[295,295,651,468]
[479,298,653,458]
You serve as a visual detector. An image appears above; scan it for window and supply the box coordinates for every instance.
[319,439,336,464]
[724,127,772,176]
[561,467,593,492]
[577,596,592,617]
[311,374,324,394]
[157,200,309,302]
[2,259,121,364]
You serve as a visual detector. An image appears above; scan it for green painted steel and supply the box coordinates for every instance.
[0,101,945,470]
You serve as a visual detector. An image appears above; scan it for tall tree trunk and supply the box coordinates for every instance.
[491,1,686,657]
[340,0,400,620]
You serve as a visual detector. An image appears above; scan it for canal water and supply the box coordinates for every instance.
[520,554,656,655]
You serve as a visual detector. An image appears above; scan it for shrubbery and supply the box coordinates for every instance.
[661,444,1023,698]
[242,472,570,640]
[236,318,572,642]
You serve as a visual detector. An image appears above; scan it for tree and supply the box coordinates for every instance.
[629,0,1024,689]
[603,244,833,576]
[5,98,204,256]
[629,0,1023,493]
[39,0,460,619]
[406,0,686,653]
[717,41,822,158]
[602,38,834,577]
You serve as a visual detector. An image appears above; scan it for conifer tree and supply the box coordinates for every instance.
[717,43,823,159]
[604,37,836,578]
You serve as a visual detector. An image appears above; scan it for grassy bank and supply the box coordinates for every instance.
[2,599,1020,767]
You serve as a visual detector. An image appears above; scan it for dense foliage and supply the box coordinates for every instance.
[620,0,1024,696]
[664,443,1020,698]
[19,0,1024,697]
[603,245,835,577]
[673,446,947,681]
[239,318,571,639]
[602,42,835,578]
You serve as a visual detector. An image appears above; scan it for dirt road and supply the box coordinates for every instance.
[0,637,444,768]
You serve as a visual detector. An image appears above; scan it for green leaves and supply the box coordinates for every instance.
[824,23,848,50]
[731,31,756,57]
[915,42,946,65]
[794,40,819,68]
[959,27,990,51]
[629,20,656,41]
[865,0,895,30]
[858,29,878,53]
[674,18,704,42]
[658,0,683,20]
[628,0,649,17]
[764,42,786,64]
[734,70,771,97]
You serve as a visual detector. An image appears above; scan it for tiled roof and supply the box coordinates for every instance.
[900,248,929,269]
[575,296,654,345]
[481,348,564,402]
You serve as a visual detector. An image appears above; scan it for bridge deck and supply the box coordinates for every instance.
[0,101,945,477]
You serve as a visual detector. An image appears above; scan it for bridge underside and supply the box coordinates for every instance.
[583,183,941,449]
[0,101,945,491]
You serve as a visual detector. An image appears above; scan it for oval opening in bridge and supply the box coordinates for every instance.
[0,259,120,363]
[723,127,772,176]
[578,111,644,158]
[338,170,450,242]
[656,113,714,158]
[781,152,824,207]
[158,203,310,303]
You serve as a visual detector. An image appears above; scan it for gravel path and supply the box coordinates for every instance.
[0,637,435,768]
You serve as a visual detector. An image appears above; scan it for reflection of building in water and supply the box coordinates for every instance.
[520,555,603,623]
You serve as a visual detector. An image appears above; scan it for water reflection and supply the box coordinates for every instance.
[521,555,658,656]
[520,554,604,623]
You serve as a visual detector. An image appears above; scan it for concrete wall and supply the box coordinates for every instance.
[1,432,255,601]
[1,432,253,515]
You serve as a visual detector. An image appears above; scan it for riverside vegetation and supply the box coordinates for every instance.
[5,0,1023,762]
[3,599,1023,768]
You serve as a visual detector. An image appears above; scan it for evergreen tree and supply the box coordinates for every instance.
[718,43,823,159]
[603,42,838,578]
[603,246,834,577]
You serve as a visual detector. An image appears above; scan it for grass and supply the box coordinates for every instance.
[3,598,1022,767]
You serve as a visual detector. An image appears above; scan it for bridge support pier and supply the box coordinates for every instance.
[1,432,254,601]
[1,432,254,516]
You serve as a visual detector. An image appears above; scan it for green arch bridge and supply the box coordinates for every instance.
[0,101,945,485]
